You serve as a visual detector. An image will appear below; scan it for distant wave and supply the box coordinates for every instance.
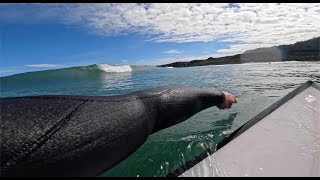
[92,64,156,73]
[0,64,156,81]
[96,64,132,73]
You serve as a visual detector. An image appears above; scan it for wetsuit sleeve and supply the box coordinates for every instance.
[0,86,225,177]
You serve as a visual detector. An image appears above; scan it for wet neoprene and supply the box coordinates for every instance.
[0,86,225,177]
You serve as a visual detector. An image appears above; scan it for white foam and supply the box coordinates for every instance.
[97,64,132,73]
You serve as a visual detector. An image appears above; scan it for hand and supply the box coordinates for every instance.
[218,92,237,109]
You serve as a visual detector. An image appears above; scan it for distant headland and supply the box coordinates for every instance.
[158,37,320,68]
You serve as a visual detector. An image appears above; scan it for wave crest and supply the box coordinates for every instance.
[96,64,132,73]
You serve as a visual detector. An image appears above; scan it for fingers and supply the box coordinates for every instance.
[226,101,233,109]
[221,91,238,109]
[232,95,237,103]
[227,92,237,103]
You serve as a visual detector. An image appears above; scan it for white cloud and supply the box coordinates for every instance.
[2,3,320,56]
[26,64,59,68]
[163,49,183,54]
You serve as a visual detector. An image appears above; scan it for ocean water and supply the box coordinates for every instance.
[1,61,319,176]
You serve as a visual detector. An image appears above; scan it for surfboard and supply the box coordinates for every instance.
[168,80,320,177]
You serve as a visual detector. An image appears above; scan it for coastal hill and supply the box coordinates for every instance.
[158,37,320,67]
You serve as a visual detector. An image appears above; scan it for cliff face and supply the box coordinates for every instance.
[241,47,283,63]
[159,37,320,67]
[241,37,320,63]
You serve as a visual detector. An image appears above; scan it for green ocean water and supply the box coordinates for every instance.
[1,61,319,176]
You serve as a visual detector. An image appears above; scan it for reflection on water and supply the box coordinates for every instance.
[95,72,134,96]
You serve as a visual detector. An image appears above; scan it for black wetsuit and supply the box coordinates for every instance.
[0,86,225,177]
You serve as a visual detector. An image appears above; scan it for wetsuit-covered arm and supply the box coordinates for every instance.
[0,86,225,177]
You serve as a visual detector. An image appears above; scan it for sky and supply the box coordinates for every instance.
[1,3,320,76]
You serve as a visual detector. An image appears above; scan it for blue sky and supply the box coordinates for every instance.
[1,3,319,76]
